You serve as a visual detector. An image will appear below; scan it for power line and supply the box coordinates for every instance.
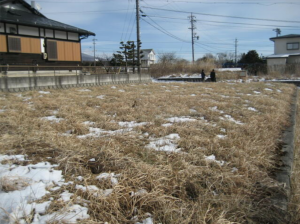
[142,6,300,24]
[145,15,300,29]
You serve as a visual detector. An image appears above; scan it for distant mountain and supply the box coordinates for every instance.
[81,53,95,62]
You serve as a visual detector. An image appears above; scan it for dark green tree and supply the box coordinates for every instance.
[110,53,124,66]
[238,50,263,64]
[117,41,143,73]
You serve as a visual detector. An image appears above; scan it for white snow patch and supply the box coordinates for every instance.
[162,123,173,127]
[217,135,227,139]
[166,116,197,123]
[96,173,120,186]
[220,115,243,125]
[204,155,225,166]
[118,121,149,128]
[264,88,273,91]
[253,91,261,94]
[96,95,106,99]
[111,86,117,89]
[135,217,153,224]
[248,107,258,112]
[78,89,91,92]
[146,134,181,153]
[0,156,66,223]
[41,116,64,123]
[38,91,50,94]
[209,106,224,114]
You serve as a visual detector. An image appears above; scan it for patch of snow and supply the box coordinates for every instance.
[204,155,225,166]
[131,189,148,197]
[83,121,96,126]
[135,217,154,224]
[59,191,73,202]
[119,89,125,92]
[253,91,261,94]
[277,89,282,93]
[264,88,273,91]
[89,158,96,162]
[209,106,224,114]
[190,94,196,96]
[220,115,243,125]
[111,86,117,89]
[162,123,173,127]
[146,134,181,153]
[96,95,105,99]
[217,135,227,139]
[0,157,65,223]
[166,116,197,123]
[118,121,149,128]
[190,109,197,113]
[96,173,120,186]
[78,89,91,92]
[248,107,258,112]
[38,91,51,94]
[77,176,84,181]
[41,116,64,123]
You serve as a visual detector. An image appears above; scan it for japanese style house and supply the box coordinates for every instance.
[0,0,95,66]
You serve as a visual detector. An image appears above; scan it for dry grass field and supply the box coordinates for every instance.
[0,81,296,224]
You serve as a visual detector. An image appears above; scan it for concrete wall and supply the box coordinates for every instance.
[0,73,151,92]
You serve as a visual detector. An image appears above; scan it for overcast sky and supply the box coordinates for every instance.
[26,0,300,61]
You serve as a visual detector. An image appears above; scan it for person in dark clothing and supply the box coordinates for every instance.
[201,69,206,82]
[210,69,216,82]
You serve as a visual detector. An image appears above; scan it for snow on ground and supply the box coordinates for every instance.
[41,116,64,123]
[220,115,243,125]
[146,134,181,153]
[166,116,197,123]
[204,155,225,166]
[0,155,91,224]
[96,95,105,99]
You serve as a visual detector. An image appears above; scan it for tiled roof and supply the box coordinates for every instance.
[0,0,95,37]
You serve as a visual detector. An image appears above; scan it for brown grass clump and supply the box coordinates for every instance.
[0,82,295,223]
[290,90,300,224]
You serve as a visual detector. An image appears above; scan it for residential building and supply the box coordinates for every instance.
[140,49,156,67]
[0,0,95,66]
[267,34,300,66]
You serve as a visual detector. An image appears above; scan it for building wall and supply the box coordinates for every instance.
[0,35,7,52]
[267,58,287,66]
[274,37,300,54]
[287,56,300,64]
[47,39,81,62]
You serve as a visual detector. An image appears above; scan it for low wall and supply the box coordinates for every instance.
[0,73,151,92]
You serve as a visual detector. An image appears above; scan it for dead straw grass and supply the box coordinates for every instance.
[0,82,295,223]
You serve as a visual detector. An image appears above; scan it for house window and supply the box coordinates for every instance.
[8,36,21,52]
[287,42,299,50]
[47,41,58,60]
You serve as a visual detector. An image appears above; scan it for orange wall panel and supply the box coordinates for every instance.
[21,37,31,53]
[57,41,66,61]
[64,42,73,61]
[30,38,41,54]
[0,35,7,52]
[72,42,81,61]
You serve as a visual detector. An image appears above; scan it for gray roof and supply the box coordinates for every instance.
[270,34,300,41]
[0,0,95,37]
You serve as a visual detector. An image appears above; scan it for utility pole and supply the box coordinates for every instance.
[92,38,97,66]
[188,13,199,64]
[235,38,238,67]
[136,0,141,74]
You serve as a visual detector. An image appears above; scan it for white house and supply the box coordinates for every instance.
[267,34,300,66]
[140,49,156,67]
